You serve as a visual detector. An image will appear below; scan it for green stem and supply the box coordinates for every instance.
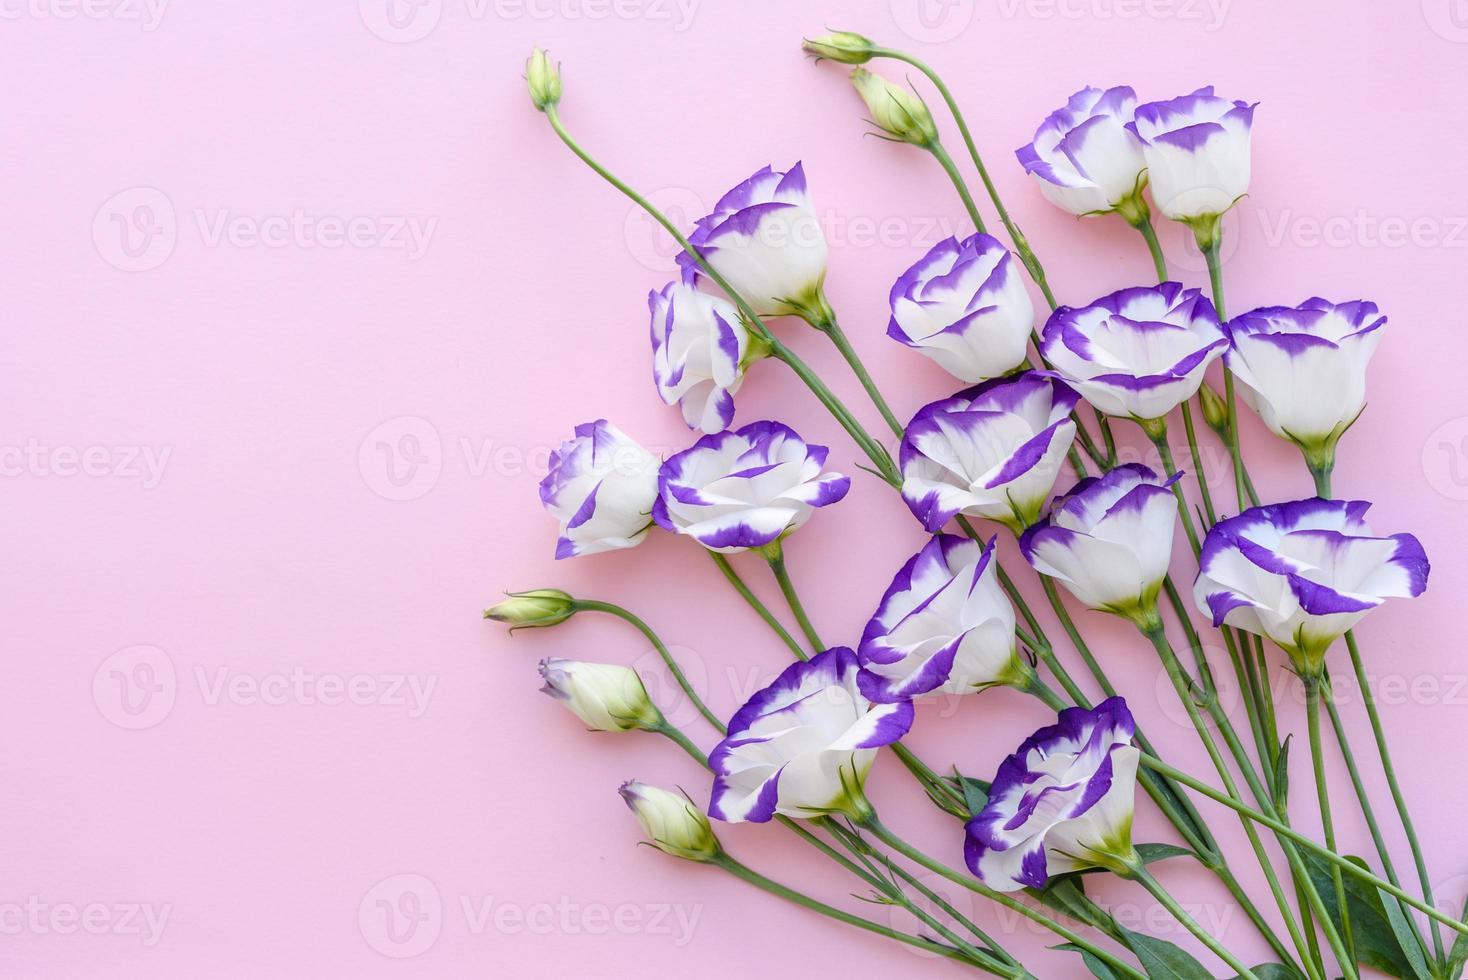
[655,722,710,765]
[1129,863,1259,980]
[1179,401,1219,526]
[820,314,905,437]
[1200,236,1250,513]
[1144,420,1202,557]
[573,600,724,731]
[708,552,806,660]
[715,855,1005,973]
[541,105,899,485]
[1132,215,1169,284]
[928,141,987,235]
[1311,463,1333,499]
[1345,630,1445,964]
[1305,675,1356,963]
[860,816,1146,979]
[762,542,824,652]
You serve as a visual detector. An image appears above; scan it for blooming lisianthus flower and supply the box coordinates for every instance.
[649,281,752,434]
[900,372,1080,533]
[708,648,914,823]
[1225,298,1385,466]
[539,420,661,559]
[965,697,1140,891]
[1020,464,1179,626]
[1129,87,1255,224]
[679,163,829,322]
[1016,86,1147,219]
[858,534,1024,703]
[887,233,1035,383]
[1194,498,1429,674]
[653,421,849,553]
[1041,282,1227,423]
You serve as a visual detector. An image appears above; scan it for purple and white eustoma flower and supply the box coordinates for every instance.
[965,697,1141,891]
[1021,465,1180,626]
[887,233,1036,383]
[679,163,829,322]
[708,647,914,823]
[539,420,661,559]
[858,534,1026,703]
[653,421,849,553]
[1194,498,1429,674]
[1226,298,1385,465]
[1042,283,1227,423]
[900,372,1080,533]
[1016,86,1148,219]
[1129,87,1256,225]
[649,281,756,434]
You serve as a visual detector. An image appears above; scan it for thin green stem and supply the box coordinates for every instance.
[1200,237,1249,512]
[655,722,710,765]
[1179,401,1219,526]
[573,600,724,731]
[1144,421,1202,556]
[715,855,1006,973]
[1133,217,1169,284]
[860,816,1146,979]
[821,315,905,437]
[1345,630,1445,963]
[763,544,824,652]
[1305,675,1355,962]
[708,552,806,660]
[1311,464,1333,499]
[928,141,987,234]
[1129,864,1259,980]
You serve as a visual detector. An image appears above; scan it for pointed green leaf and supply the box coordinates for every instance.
[1272,735,1291,809]
[1230,965,1306,980]
[1302,852,1424,979]
[1135,843,1197,866]
[1118,924,1213,979]
[1377,888,1433,980]
[1055,943,1124,980]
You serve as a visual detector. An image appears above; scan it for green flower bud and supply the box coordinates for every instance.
[1198,383,1230,437]
[620,781,721,862]
[801,31,875,65]
[849,68,939,148]
[525,48,562,112]
[484,589,575,630]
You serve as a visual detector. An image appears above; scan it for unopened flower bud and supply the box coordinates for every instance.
[620,781,721,862]
[802,31,875,65]
[525,48,562,112]
[484,589,575,630]
[1198,382,1230,437]
[538,658,662,732]
[849,68,939,148]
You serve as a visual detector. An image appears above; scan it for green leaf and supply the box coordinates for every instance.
[1377,888,1433,980]
[1054,942,1124,980]
[1031,876,1106,930]
[1302,852,1426,979]
[1272,735,1291,809]
[1118,924,1213,980]
[1448,892,1468,979]
[1229,965,1306,980]
[1135,843,1196,866]
[944,774,990,816]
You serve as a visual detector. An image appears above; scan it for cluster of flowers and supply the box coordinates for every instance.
[497,33,1446,980]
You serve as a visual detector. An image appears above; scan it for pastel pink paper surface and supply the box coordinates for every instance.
[6,2,1468,977]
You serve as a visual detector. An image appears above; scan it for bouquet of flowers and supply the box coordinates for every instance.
[488,33,1458,979]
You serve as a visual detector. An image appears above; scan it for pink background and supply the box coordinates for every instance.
[6,1,1468,976]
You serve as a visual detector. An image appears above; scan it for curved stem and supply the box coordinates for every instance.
[1133,216,1169,284]
[708,552,806,660]
[1129,864,1259,980]
[762,543,824,652]
[574,600,724,731]
[655,722,710,765]
[821,315,905,437]
[860,816,1146,980]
